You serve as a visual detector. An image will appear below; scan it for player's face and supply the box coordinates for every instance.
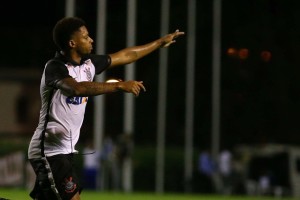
[71,26,94,55]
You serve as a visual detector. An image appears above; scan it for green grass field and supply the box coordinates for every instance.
[0,188,298,200]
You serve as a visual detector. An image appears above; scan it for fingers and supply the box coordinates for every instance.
[138,81,146,92]
[173,29,185,38]
[133,81,146,97]
[161,29,184,48]
[123,80,146,97]
[162,41,174,48]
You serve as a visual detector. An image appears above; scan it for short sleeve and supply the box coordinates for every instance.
[45,59,71,88]
[88,54,111,74]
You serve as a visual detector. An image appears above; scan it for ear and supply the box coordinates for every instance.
[69,40,76,48]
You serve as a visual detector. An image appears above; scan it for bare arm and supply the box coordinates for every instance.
[109,29,185,67]
[56,77,146,97]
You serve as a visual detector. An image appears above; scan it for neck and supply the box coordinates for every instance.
[61,51,81,65]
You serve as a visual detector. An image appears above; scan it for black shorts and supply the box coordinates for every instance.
[29,154,81,200]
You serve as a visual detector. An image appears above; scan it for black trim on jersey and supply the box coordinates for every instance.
[41,57,70,157]
[54,51,77,65]
[87,54,111,74]
[40,52,111,157]
[40,88,54,157]
[45,59,71,88]
[53,51,111,76]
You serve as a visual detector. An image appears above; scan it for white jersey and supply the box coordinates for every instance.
[28,52,111,159]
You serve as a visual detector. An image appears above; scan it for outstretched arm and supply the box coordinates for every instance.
[56,77,146,97]
[108,29,185,67]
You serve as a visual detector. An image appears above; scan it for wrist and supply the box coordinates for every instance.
[116,82,123,91]
[158,39,165,48]
[106,79,122,91]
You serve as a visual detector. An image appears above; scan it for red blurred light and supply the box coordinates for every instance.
[238,48,249,60]
[261,51,272,62]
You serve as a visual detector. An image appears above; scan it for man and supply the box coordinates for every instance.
[27,17,184,200]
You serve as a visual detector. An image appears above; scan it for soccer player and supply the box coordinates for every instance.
[27,17,184,200]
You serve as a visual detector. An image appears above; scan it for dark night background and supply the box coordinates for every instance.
[1,0,300,152]
[2,0,300,195]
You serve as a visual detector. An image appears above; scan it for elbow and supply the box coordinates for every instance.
[110,50,139,66]
[64,86,86,97]
[124,51,139,63]
[56,78,88,97]
[73,86,87,96]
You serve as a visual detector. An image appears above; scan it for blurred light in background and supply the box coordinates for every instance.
[238,48,249,60]
[260,50,272,62]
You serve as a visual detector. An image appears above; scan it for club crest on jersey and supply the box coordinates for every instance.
[84,67,92,81]
[66,96,88,105]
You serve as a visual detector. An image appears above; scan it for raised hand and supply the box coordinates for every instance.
[160,29,185,48]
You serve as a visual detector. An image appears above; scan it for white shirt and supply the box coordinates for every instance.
[28,52,110,159]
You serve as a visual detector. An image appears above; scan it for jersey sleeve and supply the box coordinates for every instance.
[88,54,111,74]
[45,59,71,88]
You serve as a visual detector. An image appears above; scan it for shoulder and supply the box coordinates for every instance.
[46,58,65,68]
[86,54,111,65]
[45,58,68,74]
[44,58,71,86]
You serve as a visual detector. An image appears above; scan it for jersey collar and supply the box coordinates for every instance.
[55,51,89,66]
